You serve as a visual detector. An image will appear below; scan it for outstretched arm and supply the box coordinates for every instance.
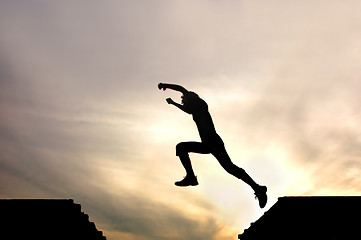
[158,83,189,94]
[166,98,192,114]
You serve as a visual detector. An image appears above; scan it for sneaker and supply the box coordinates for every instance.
[254,185,267,208]
[175,175,198,187]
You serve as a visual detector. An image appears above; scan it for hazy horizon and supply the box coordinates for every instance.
[1,1,361,239]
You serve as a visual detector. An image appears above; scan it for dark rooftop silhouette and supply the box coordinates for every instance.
[239,196,361,240]
[0,199,106,240]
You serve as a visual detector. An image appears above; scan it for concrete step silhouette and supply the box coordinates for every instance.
[0,199,106,240]
[239,196,361,240]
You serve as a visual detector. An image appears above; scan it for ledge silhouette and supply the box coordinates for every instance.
[239,196,361,240]
[0,199,106,240]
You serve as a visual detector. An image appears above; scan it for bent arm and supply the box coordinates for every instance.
[158,83,189,94]
[166,98,192,114]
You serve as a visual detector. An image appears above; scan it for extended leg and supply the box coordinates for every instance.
[212,147,268,208]
[212,149,258,189]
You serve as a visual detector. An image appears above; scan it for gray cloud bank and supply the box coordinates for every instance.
[1,1,361,239]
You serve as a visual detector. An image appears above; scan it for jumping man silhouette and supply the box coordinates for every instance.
[158,83,268,208]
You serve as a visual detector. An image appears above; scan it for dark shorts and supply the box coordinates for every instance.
[175,135,247,178]
[176,135,225,156]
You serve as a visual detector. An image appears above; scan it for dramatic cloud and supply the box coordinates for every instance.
[1,1,361,239]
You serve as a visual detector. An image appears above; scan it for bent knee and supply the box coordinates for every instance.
[176,142,188,156]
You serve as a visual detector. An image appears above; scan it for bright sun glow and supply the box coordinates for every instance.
[2,1,361,240]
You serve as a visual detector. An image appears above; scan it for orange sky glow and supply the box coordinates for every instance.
[1,1,361,240]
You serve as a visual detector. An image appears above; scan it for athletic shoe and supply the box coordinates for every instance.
[175,175,198,187]
[254,185,268,208]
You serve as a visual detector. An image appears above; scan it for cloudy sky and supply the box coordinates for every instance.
[1,1,361,239]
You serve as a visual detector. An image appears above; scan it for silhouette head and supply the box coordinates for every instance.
[181,91,199,106]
